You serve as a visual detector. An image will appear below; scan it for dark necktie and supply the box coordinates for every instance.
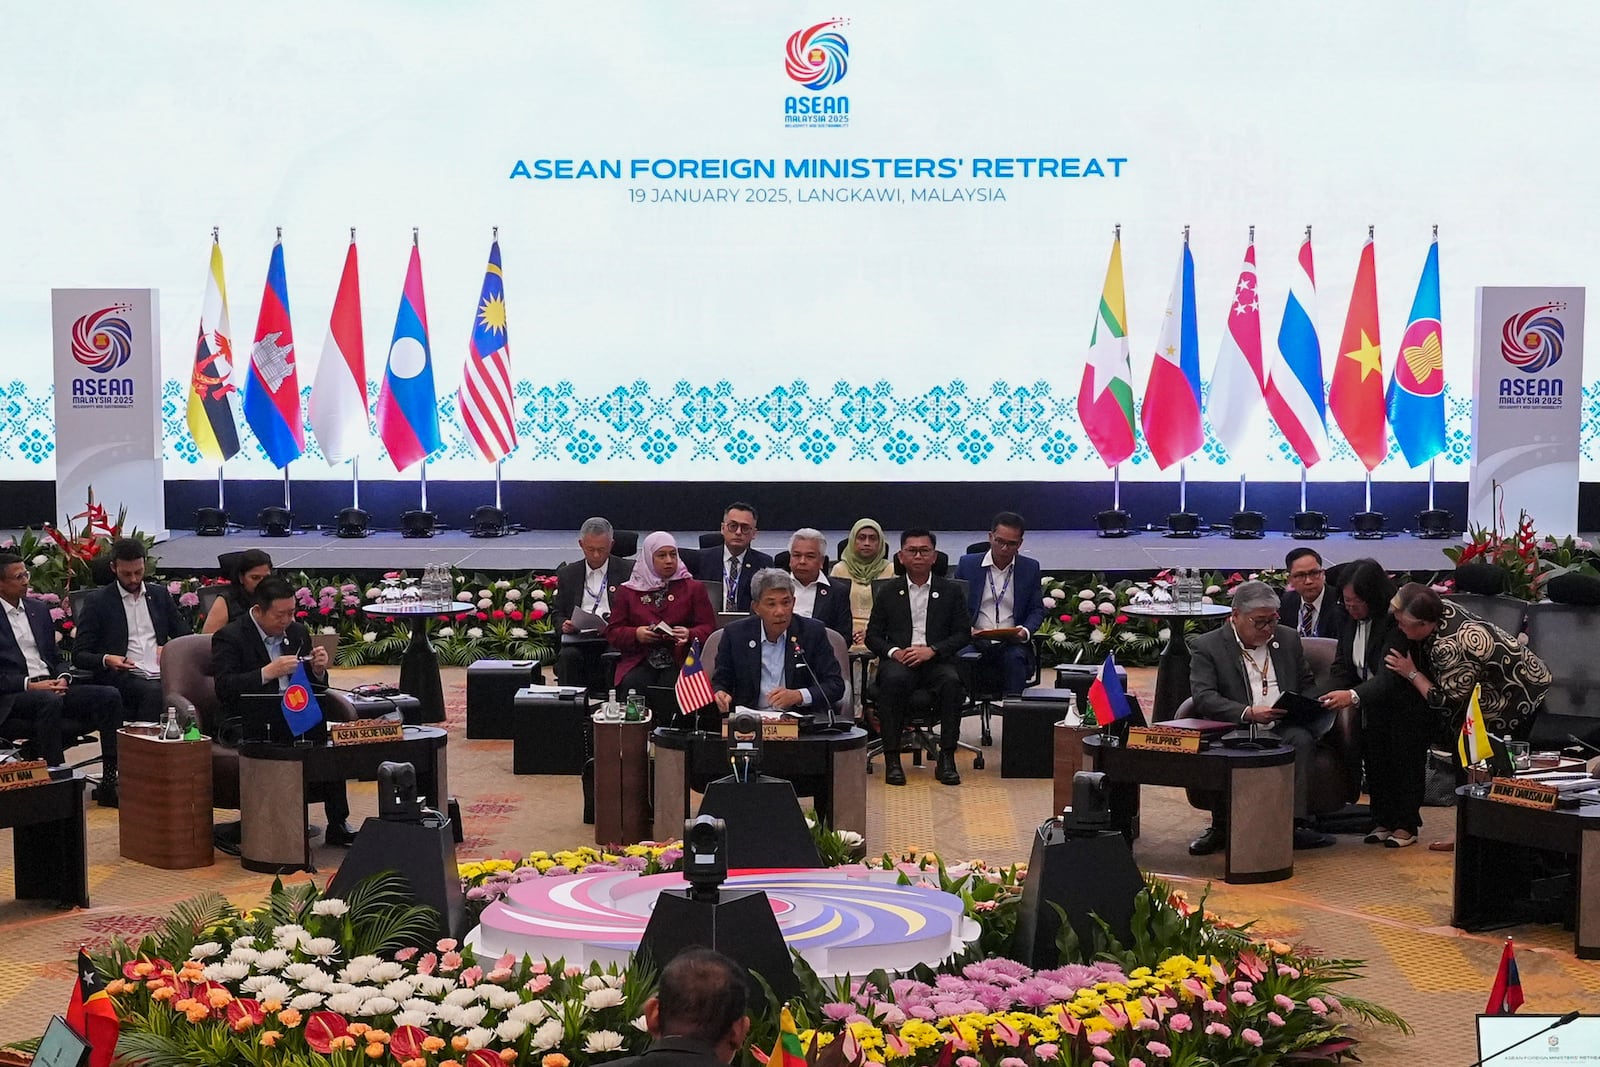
[1299,600,1314,637]
[725,556,739,610]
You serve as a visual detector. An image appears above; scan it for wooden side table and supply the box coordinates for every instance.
[593,715,651,845]
[1052,721,1097,814]
[118,728,214,869]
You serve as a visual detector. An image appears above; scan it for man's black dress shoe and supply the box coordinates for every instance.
[324,821,359,847]
[935,752,961,786]
[92,774,119,809]
[1188,826,1226,856]
[884,761,906,786]
[1292,824,1336,850]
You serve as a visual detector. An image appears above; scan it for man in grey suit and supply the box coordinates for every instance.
[1189,580,1334,855]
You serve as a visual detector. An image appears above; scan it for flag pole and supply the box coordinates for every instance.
[1238,223,1255,516]
[278,224,293,512]
[492,223,504,512]
[1302,222,1313,518]
[213,226,227,515]
[1300,466,1308,512]
[1367,221,1376,519]
[1112,464,1121,511]
[420,461,428,512]
[1176,222,1191,514]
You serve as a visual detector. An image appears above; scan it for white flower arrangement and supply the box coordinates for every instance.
[530,1017,565,1051]
[455,591,474,603]
[505,588,523,601]
[1089,631,1107,644]
[531,589,547,600]
[477,598,493,610]
[312,898,350,917]
[585,1030,626,1053]
[1078,599,1096,612]
[583,987,626,1010]
[467,627,484,640]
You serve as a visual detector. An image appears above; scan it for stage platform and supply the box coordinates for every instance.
[144,527,1461,576]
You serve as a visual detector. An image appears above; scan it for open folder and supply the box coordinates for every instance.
[1272,691,1337,735]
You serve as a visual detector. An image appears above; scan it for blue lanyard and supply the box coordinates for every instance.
[987,566,1013,618]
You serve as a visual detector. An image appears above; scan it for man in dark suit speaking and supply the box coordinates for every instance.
[866,528,972,786]
[212,575,353,847]
[712,569,844,716]
[72,538,190,722]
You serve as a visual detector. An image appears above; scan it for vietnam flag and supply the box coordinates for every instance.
[1329,235,1388,470]
[1077,234,1137,467]
[65,948,119,1067]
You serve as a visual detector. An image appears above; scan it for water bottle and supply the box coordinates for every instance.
[159,704,182,740]
[605,688,621,722]
[624,690,641,722]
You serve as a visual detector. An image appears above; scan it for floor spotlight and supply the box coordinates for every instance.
[194,507,229,536]
[1229,511,1265,539]
[1416,509,1455,539]
[470,506,509,538]
[336,507,371,539]
[1291,511,1328,539]
[1165,512,1202,538]
[257,506,293,537]
[401,510,437,539]
[1351,511,1387,539]
[1095,510,1132,538]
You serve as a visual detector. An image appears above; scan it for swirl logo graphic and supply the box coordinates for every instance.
[1500,303,1566,373]
[71,303,135,374]
[785,19,849,91]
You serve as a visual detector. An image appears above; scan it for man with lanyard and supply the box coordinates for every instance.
[954,511,1046,695]
[691,503,772,613]
[553,517,633,692]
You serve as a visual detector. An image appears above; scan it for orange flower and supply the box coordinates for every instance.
[173,997,196,1013]
[277,1008,302,1029]
[207,988,233,1009]
[152,988,175,1003]
[499,1051,518,1063]
[452,1037,471,1052]
[349,1024,371,1039]
[261,1031,282,1048]
[185,1006,211,1024]
[331,1036,358,1052]
[365,1030,389,1044]
[146,979,168,991]
[440,1061,462,1067]
[366,1044,385,1058]
[404,1060,426,1067]
[104,979,124,996]
[133,962,156,977]
[422,1038,447,1053]
[262,999,282,1014]
[542,1055,571,1067]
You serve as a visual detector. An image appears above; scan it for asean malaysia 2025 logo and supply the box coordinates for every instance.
[784,18,850,128]
[69,303,137,409]
[1497,302,1567,410]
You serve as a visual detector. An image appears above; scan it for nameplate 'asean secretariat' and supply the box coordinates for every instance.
[329,720,406,746]
[1488,777,1559,811]
[1126,727,1201,754]
[723,720,800,741]
[0,760,50,790]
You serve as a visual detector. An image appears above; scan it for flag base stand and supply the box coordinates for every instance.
[1291,512,1328,539]
[335,508,372,539]
[1351,511,1388,540]
[1228,512,1266,539]
[194,507,229,536]
[469,505,511,538]
[1415,509,1456,539]
[1095,510,1133,538]
[1164,512,1203,538]
[400,511,438,539]
[257,506,294,537]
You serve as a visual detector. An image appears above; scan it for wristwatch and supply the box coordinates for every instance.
[1408,670,1419,681]
[1349,689,1361,707]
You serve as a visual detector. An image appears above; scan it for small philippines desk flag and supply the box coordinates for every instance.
[1087,652,1133,725]
[281,661,324,738]
[675,637,715,714]
[1486,937,1524,1015]
[66,947,119,1067]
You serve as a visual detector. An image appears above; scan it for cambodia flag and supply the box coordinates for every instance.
[1087,653,1132,724]
[1266,235,1330,467]
[376,241,441,471]
[1140,240,1203,469]
[1329,237,1388,471]
[1485,938,1524,1015]
[1387,238,1445,467]
[242,238,305,468]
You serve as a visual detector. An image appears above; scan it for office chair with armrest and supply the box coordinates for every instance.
[698,532,724,551]
[965,540,989,555]
[611,530,639,559]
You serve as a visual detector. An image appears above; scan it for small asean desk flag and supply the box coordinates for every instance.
[1077,233,1137,467]
[282,661,324,738]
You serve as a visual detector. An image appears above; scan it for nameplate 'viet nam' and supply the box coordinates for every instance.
[1487,777,1558,811]
[1126,726,1201,754]
[0,760,50,790]
[329,719,405,746]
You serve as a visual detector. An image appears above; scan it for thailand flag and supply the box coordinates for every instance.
[242,237,305,468]
[1139,239,1203,469]
[376,241,441,471]
[1266,235,1330,467]
[1386,237,1445,468]
[1087,653,1133,724]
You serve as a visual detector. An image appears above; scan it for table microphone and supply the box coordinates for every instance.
[790,634,837,728]
[1567,734,1600,757]
[1465,1010,1581,1067]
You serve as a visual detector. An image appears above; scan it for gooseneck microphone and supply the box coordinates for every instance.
[790,633,836,728]
[1465,1010,1581,1067]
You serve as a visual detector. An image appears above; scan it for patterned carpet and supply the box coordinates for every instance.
[2,666,1597,1063]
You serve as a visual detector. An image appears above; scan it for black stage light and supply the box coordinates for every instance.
[257,506,293,537]
[1095,510,1132,538]
[194,507,229,536]
[1291,511,1328,539]
[336,507,371,539]
[1229,511,1265,539]
[1416,509,1455,539]
[682,814,728,900]
[470,505,509,538]
[726,710,764,779]
[401,510,437,538]
[1351,511,1387,539]
[1165,512,1202,538]
[378,760,425,823]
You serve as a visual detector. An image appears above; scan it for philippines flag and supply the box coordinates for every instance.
[1387,237,1446,467]
[242,237,305,468]
[1207,241,1270,457]
[1266,235,1330,467]
[1087,653,1133,724]
[1485,938,1524,1015]
[459,239,517,463]
[1140,239,1203,469]
[376,241,441,471]
[308,237,369,465]
[675,638,715,714]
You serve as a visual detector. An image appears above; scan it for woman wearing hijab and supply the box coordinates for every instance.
[606,531,717,698]
[830,518,893,647]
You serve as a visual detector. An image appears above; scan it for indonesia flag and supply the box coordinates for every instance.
[242,236,305,468]
[1266,234,1330,467]
[1139,239,1202,469]
[308,237,369,465]
[459,239,517,463]
[376,240,441,471]
[1206,241,1269,457]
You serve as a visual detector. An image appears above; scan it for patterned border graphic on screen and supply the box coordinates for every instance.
[70,304,134,374]
[1500,303,1566,374]
[785,19,849,90]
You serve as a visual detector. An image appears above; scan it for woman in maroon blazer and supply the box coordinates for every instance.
[606,531,716,696]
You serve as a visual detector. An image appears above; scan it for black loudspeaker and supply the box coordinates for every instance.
[1547,571,1600,606]
[1165,512,1202,538]
[326,817,466,941]
[195,507,229,536]
[1454,562,1510,596]
[1011,816,1146,969]
[257,506,293,537]
[637,888,799,1002]
[1350,511,1386,539]
[1291,511,1328,539]
[401,510,437,538]
[1229,511,1265,539]
[696,777,822,869]
[336,507,371,539]
[1415,509,1455,539]
[470,506,509,538]
[1095,510,1132,538]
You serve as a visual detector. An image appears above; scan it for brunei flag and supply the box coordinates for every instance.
[1457,684,1494,768]
[187,238,241,462]
[65,948,119,1067]
[1077,234,1137,467]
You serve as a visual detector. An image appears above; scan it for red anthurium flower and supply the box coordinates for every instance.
[389,1025,427,1061]
[227,998,266,1029]
[304,1011,350,1054]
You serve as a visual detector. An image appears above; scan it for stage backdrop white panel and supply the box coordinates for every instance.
[50,289,167,538]
[4,2,1600,484]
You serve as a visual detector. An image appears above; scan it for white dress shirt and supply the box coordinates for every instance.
[582,563,612,617]
[792,577,822,619]
[253,615,291,692]
[974,552,1019,633]
[907,577,931,647]
[3,598,50,678]
[1243,642,1283,709]
[120,583,160,671]
[1352,618,1370,679]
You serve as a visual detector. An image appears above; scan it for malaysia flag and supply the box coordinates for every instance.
[1207,241,1269,457]
[1266,235,1330,467]
[459,239,517,463]
[376,240,441,471]
[675,638,715,715]
[1139,239,1203,469]
[242,237,305,468]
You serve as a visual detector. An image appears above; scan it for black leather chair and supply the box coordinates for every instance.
[1444,593,1531,640]
[1523,602,1600,748]
[611,530,639,559]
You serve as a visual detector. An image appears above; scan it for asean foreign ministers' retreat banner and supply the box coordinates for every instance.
[1471,286,1586,536]
[50,289,167,538]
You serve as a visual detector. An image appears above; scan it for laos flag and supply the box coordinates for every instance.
[243,238,305,468]
[1386,237,1446,468]
[376,241,441,471]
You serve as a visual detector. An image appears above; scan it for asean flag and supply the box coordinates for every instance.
[281,660,324,738]
[1386,238,1445,468]
[377,241,442,471]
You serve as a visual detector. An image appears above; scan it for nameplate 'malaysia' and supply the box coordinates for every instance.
[722,720,799,741]
[1126,726,1201,754]
[0,760,50,791]
[1487,776,1558,810]
[329,719,405,746]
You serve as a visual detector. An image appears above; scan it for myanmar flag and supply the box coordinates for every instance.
[187,239,241,463]
[1329,236,1388,471]
[766,1007,808,1067]
[1077,235,1137,467]
[66,948,119,1067]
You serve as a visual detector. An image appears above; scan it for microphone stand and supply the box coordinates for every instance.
[790,633,840,730]
[1466,1011,1580,1067]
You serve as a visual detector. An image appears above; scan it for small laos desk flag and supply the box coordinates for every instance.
[281,661,324,738]
[1486,937,1524,1015]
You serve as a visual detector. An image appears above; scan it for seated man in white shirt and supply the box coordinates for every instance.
[783,528,852,643]
[72,538,191,723]
[552,517,633,692]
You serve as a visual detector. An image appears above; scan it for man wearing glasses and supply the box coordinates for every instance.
[954,511,1045,695]
[1188,580,1335,854]
[692,503,772,613]
[1278,548,1346,639]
